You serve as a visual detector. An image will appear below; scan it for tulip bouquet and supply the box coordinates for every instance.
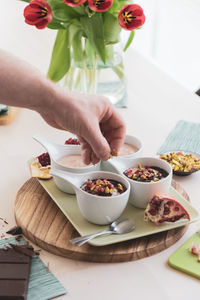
[20,0,145,96]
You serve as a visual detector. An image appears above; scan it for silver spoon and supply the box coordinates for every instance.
[70,218,135,246]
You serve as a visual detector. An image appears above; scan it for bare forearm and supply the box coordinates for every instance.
[0,50,126,163]
[0,49,55,112]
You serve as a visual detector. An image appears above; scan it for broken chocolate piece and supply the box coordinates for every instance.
[0,248,32,300]
[9,244,35,258]
[6,226,22,236]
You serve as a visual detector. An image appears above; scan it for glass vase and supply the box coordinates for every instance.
[60,43,127,107]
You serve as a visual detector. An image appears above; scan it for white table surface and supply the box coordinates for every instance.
[1,1,200,299]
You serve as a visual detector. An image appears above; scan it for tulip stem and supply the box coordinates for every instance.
[90,56,98,94]
[68,67,75,91]
[63,72,69,88]
[81,47,87,93]
[113,62,125,81]
[74,70,81,90]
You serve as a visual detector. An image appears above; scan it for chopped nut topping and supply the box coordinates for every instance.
[81,179,125,196]
[160,152,200,173]
[124,164,168,182]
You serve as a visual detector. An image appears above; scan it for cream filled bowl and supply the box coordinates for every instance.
[118,135,143,157]
[33,135,100,194]
[107,156,172,209]
[57,154,92,168]
[101,135,143,173]
[50,169,130,225]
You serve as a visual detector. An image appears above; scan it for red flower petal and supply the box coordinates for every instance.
[36,19,49,29]
[64,0,87,7]
[30,0,50,9]
[24,0,52,29]
[88,0,113,12]
[118,4,145,31]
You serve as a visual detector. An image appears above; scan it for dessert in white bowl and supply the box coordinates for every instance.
[106,156,172,208]
[101,134,143,173]
[118,143,139,156]
[33,135,100,194]
[50,169,130,225]
[57,154,92,168]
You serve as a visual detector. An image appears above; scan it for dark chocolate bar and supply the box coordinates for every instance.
[0,248,32,300]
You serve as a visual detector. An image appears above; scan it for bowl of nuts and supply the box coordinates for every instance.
[160,152,200,176]
[107,156,172,209]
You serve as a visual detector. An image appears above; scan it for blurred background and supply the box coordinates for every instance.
[0,0,200,92]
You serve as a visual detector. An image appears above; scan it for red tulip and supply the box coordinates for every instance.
[64,0,87,7]
[88,0,113,12]
[118,4,145,31]
[24,0,52,29]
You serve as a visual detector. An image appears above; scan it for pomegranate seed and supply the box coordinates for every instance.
[65,138,80,145]
[149,208,157,216]
[163,206,170,215]
[37,152,51,167]
[174,206,179,211]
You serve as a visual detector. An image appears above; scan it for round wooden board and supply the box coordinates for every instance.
[15,178,189,263]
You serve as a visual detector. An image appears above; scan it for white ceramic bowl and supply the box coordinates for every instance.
[119,134,143,158]
[51,170,130,225]
[33,135,100,194]
[101,134,143,172]
[107,156,172,209]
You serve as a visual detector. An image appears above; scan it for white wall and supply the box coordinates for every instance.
[0,0,55,74]
[133,0,200,91]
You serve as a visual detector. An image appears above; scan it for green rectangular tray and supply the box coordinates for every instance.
[168,232,200,279]
[38,178,200,246]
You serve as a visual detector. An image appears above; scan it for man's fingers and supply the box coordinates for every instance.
[85,125,111,161]
[78,136,92,165]
[100,111,126,153]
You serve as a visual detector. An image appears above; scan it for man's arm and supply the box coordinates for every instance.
[0,50,126,164]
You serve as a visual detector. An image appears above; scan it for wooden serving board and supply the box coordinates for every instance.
[15,178,189,263]
[0,107,19,125]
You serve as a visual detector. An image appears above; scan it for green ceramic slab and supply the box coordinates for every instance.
[168,232,200,279]
[37,178,200,246]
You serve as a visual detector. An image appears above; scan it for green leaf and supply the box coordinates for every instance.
[18,0,30,2]
[103,12,121,45]
[47,29,71,82]
[105,45,114,62]
[80,14,106,64]
[50,2,80,22]
[109,0,129,16]
[72,6,86,16]
[72,30,83,64]
[47,20,65,30]
[123,30,135,52]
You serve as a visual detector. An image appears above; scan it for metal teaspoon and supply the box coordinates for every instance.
[70,218,135,246]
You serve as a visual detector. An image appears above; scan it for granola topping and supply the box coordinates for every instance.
[81,179,126,196]
[124,164,168,182]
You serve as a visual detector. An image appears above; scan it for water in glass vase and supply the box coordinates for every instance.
[60,48,127,107]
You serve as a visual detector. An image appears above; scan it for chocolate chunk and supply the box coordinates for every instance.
[9,244,35,258]
[0,248,31,300]
[6,226,22,235]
